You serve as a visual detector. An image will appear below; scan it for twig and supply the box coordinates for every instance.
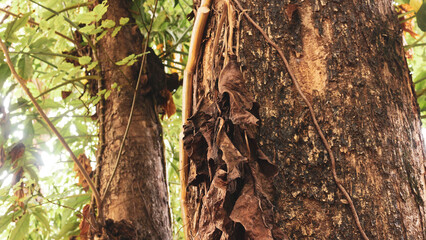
[180,0,213,238]
[101,0,160,203]
[232,0,369,239]
[0,38,102,225]
[45,1,95,21]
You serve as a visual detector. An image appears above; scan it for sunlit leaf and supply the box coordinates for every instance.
[0,212,14,234]
[32,207,50,231]
[111,26,122,37]
[78,56,92,65]
[17,55,33,81]
[4,13,31,42]
[152,11,167,32]
[9,213,30,240]
[93,1,108,21]
[101,19,116,28]
[119,17,129,25]
[410,0,423,12]
[87,61,98,71]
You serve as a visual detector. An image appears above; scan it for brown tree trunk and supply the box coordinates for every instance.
[184,0,426,239]
[96,0,171,239]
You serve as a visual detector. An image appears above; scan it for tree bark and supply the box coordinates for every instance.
[185,0,426,239]
[96,0,171,239]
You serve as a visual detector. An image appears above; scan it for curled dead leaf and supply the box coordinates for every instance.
[160,89,176,119]
[183,56,282,239]
[9,142,25,164]
[74,154,92,192]
[79,204,91,240]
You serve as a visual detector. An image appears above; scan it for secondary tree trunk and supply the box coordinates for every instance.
[184,0,426,239]
[96,0,171,239]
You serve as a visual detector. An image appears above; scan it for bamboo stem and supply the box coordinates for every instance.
[180,0,213,238]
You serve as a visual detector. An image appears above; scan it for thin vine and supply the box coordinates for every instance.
[100,0,160,202]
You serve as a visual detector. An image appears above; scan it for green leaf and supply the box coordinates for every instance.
[78,56,92,65]
[74,120,88,136]
[417,2,426,31]
[9,213,30,240]
[4,13,31,41]
[111,26,122,37]
[23,118,35,145]
[96,30,108,41]
[57,62,75,71]
[87,61,98,71]
[32,207,50,231]
[79,24,102,34]
[61,194,90,223]
[39,99,63,109]
[23,164,39,183]
[17,55,33,80]
[55,220,79,240]
[104,90,111,99]
[75,12,96,24]
[119,17,129,25]
[0,212,14,234]
[0,63,11,89]
[151,12,167,32]
[411,0,423,12]
[115,54,136,65]
[93,1,108,21]
[101,19,116,28]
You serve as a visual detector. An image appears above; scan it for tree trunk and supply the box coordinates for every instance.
[184,0,426,239]
[96,0,171,239]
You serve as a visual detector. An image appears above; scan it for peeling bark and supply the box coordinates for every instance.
[95,0,172,239]
[186,0,426,239]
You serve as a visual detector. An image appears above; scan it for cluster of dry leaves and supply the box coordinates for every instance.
[183,56,285,239]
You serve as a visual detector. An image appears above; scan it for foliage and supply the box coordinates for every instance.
[395,0,426,121]
[0,0,190,239]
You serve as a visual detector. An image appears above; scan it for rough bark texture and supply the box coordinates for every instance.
[96,0,171,239]
[187,0,426,239]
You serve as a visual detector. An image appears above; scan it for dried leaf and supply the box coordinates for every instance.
[183,56,282,239]
[285,4,298,21]
[79,204,90,240]
[398,4,419,39]
[9,142,25,163]
[160,89,176,119]
[218,56,259,127]
[74,154,92,192]
[61,91,72,99]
